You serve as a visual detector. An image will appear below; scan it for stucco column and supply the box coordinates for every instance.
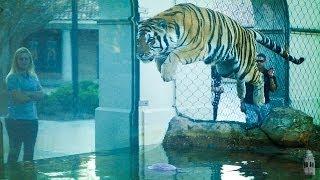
[95,0,139,151]
[62,30,72,81]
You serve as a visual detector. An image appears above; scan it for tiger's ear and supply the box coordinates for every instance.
[158,19,168,29]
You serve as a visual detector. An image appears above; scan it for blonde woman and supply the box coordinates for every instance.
[5,47,44,163]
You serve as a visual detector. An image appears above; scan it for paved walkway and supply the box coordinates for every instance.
[1,118,95,163]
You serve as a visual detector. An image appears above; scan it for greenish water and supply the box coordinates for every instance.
[1,145,319,179]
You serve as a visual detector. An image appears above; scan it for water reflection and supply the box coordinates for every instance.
[1,145,319,179]
[149,146,312,179]
[4,162,37,180]
[221,165,254,180]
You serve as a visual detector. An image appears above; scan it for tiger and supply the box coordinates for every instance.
[136,3,304,106]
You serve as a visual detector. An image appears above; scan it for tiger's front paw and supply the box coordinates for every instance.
[161,71,175,82]
[161,63,176,82]
[161,75,174,82]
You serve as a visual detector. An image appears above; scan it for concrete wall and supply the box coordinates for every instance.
[78,30,98,80]
[61,29,98,82]
[287,0,320,124]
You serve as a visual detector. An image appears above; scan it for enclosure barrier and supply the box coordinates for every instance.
[173,0,320,123]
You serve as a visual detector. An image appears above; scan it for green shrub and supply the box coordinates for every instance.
[78,81,98,114]
[38,81,99,117]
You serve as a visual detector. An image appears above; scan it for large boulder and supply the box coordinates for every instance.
[261,107,314,147]
[163,107,319,151]
[309,125,320,151]
[163,116,272,151]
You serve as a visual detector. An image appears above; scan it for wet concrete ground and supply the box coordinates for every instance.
[1,145,319,179]
[1,119,95,162]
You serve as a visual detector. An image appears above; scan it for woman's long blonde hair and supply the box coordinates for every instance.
[5,47,38,83]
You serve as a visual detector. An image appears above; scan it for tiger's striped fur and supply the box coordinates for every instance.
[137,3,304,105]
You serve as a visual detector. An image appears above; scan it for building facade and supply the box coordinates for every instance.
[23,0,99,85]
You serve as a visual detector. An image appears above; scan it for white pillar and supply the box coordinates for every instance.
[62,30,72,82]
[95,0,138,152]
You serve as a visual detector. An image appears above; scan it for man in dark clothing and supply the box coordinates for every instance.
[241,53,278,129]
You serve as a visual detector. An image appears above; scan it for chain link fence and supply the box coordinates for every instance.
[173,0,320,123]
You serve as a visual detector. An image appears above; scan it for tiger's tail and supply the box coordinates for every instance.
[251,30,304,65]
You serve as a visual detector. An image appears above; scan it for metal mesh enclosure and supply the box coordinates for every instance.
[287,1,320,124]
[173,0,320,123]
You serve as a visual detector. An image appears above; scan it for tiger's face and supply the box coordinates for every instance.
[136,18,178,63]
[136,26,159,62]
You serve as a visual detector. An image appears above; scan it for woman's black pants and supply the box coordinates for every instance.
[5,119,38,163]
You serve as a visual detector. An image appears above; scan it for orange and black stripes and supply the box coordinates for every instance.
[137,3,304,81]
[251,29,305,64]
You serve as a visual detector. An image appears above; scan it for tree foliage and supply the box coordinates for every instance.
[0,0,97,85]
[0,0,70,83]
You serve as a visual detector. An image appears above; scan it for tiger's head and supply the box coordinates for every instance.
[136,11,182,63]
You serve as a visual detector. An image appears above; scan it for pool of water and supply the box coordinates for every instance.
[1,145,319,179]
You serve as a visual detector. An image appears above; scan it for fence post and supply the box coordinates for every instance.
[0,120,4,175]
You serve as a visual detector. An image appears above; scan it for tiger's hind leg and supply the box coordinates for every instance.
[252,73,265,106]
[237,72,265,106]
[236,80,246,101]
